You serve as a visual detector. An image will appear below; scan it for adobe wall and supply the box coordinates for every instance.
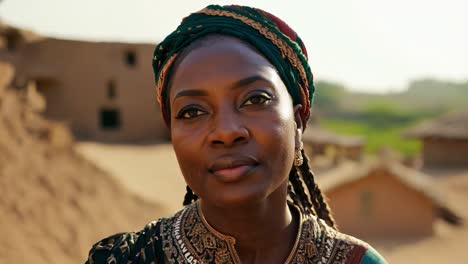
[423,138,468,168]
[326,169,434,238]
[3,38,168,142]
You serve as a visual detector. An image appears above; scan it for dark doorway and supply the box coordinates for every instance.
[100,108,121,130]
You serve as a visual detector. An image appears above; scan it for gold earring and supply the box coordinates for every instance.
[294,143,303,167]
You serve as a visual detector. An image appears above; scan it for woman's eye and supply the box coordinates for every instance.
[242,93,272,106]
[175,107,206,119]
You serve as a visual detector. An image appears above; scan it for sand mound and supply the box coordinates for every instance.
[0,62,166,263]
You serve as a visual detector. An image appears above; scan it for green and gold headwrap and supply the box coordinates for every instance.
[152,4,315,127]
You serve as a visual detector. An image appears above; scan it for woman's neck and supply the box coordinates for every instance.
[199,185,299,263]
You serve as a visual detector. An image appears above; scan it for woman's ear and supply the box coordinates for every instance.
[293,104,303,149]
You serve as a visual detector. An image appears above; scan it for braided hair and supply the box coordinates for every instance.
[296,149,336,228]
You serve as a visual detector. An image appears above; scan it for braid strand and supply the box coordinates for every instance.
[183,185,198,206]
[289,166,313,215]
[299,149,337,229]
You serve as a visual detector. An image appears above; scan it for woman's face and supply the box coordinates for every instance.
[169,36,302,207]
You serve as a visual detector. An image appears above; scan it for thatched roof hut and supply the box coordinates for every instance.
[403,111,468,140]
[303,125,365,147]
[302,125,365,161]
[317,160,462,238]
[403,111,468,168]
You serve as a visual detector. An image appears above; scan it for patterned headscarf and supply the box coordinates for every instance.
[152,5,315,128]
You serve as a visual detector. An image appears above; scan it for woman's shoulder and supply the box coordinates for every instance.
[85,217,169,264]
[299,215,388,264]
[328,230,387,264]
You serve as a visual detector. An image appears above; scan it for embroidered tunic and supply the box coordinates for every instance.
[85,202,386,264]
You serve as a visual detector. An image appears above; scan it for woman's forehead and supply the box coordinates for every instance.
[169,37,281,96]
[177,36,273,72]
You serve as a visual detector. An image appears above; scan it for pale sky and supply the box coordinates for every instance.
[1,0,467,93]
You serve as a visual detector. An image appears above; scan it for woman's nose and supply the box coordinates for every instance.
[207,110,249,148]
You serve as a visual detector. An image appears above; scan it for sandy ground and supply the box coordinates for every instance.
[0,67,165,264]
[76,141,186,215]
[77,141,468,264]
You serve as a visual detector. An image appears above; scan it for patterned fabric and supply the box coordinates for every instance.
[85,202,387,263]
[85,221,162,264]
[360,248,388,264]
[152,5,314,127]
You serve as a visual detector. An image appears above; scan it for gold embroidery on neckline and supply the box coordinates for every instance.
[195,201,304,264]
[284,205,303,264]
[160,201,361,263]
[196,202,241,263]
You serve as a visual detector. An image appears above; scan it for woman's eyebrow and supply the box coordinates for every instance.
[173,89,208,102]
[230,75,269,89]
[172,75,270,104]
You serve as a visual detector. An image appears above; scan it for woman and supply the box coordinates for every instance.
[86,5,387,264]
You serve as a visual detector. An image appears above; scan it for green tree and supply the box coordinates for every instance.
[313,81,347,113]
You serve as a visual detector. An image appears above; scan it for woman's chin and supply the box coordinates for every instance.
[204,184,269,208]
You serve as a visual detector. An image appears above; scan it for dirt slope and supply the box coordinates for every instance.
[0,62,166,263]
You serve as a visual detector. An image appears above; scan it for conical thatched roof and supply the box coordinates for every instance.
[302,125,365,147]
[317,160,463,225]
[403,110,468,140]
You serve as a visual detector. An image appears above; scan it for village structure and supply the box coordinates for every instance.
[403,111,468,168]
[1,22,466,253]
[302,124,365,162]
[0,23,168,142]
[317,160,461,238]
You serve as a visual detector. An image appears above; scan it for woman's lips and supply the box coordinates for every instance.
[212,165,256,182]
[209,155,258,183]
